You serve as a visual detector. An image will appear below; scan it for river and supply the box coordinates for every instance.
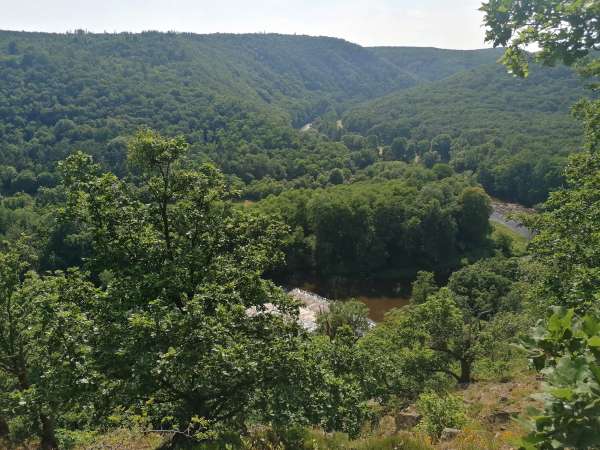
[356,296,410,322]
[287,199,532,325]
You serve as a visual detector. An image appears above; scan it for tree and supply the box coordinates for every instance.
[390,137,414,162]
[11,170,37,194]
[432,163,453,180]
[481,0,600,80]
[482,2,600,447]
[389,258,522,384]
[421,150,440,168]
[447,258,519,318]
[457,187,492,247]
[328,168,345,185]
[431,134,452,161]
[256,329,372,438]
[7,41,17,55]
[392,289,478,383]
[316,300,371,338]
[0,241,101,450]
[411,271,437,304]
[59,130,306,439]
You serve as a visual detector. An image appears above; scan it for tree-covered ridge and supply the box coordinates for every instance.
[0,30,414,129]
[343,61,591,205]
[371,46,505,82]
[0,30,591,205]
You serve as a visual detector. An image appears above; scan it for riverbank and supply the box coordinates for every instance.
[490,199,534,240]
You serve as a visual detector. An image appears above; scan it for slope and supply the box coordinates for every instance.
[370,46,505,82]
[342,61,591,204]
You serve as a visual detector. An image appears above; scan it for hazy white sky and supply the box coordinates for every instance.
[0,0,490,49]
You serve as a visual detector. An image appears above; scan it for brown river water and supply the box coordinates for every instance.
[356,296,410,322]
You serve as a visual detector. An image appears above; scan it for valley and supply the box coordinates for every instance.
[0,6,599,448]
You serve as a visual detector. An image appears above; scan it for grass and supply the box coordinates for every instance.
[492,222,529,255]
[67,429,163,450]
[7,375,538,450]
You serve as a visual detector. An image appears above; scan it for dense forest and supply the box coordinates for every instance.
[1,0,600,448]
[343,61,589,205]
[0,30,591,206]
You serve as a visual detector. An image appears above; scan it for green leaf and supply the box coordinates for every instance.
[588,336,600,348]
[550,387,574,401]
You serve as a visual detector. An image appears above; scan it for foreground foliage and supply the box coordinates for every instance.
[483,0,600,448]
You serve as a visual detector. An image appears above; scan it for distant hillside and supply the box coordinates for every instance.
[0,31,417,127]
[342,61,590,205]
[370,46,504,82]
[0,30,592,204]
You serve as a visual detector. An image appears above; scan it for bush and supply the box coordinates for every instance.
[316,300,370,338]
[520,309,600,449]
[415,392,467,440]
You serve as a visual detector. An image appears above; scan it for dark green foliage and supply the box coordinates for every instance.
[58,132,311,439]
[0,30,591,207]
[0,241,103,449]
[255,331,372,438]
[481,2,600,447]
[371,46,504,82]
[390,137,413,162]
[377,257,524,384]
[257,168,494,284]
[0,30,420,200]
[316,300,371,338]
[431,134,452,162]
[411,271,437,304]
[456,187,493,248]
[343,62,591,205]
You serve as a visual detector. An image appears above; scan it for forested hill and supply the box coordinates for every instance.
[371,46,505,81]
[0,30,418,127]
[0,31,508,125]
[343,61,590,205]
[0,30,590,205]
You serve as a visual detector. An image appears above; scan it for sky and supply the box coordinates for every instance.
[0,0,491,49]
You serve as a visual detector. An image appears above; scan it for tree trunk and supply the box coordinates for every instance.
[459,358,472,384]
[39,414,58,450]
[0,416,8,437]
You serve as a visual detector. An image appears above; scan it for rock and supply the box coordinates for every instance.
[487,409,519,425]
[441,427,461,441]
[394,411,422,431]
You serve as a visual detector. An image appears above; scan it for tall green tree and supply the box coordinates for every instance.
[60,130,302,438]
[0,241,101,449]
[457,187,492,247]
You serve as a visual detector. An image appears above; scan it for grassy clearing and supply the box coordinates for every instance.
[492,222,529,255]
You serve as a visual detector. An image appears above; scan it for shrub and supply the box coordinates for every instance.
[316,300,370,338]
[415,392,467,440]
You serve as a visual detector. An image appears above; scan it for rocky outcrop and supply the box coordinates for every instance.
[394,411,422,431]
[486,409,518,425]
[441,427,461,441]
